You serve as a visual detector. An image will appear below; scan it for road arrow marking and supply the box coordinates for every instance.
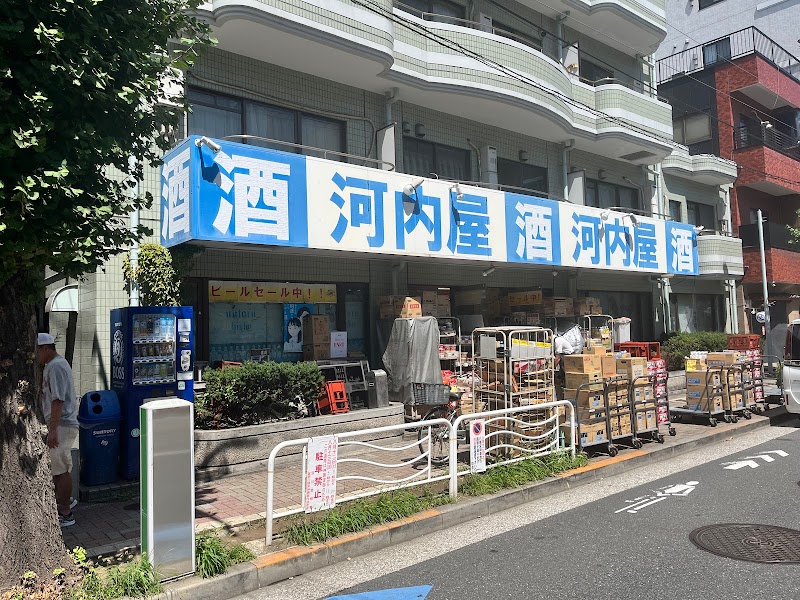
[723,460,760,470]
[722,449,789,470]
[326,585,432,600]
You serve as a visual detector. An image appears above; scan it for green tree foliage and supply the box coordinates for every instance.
[662,331,729,370]
[122,243,180,306]
[0,0,211,587]
[0,1,212,289]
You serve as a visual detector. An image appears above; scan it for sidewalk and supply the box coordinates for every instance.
[62,393,784,558]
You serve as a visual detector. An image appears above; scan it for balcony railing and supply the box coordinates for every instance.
[739,221,798,251]
[392,2,646,95]
[733,123,800,161]
[656,27,800,85]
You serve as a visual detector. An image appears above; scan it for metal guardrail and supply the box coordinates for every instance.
[221,135,396,170]
[733,124,800,160]
[739,221,796,251]
[656,26,800,86]
[265,400,576,544]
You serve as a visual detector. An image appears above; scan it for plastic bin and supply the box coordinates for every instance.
[78,390,121,486]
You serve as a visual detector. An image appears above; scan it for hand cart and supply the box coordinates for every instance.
[580,314,613,351]
[569,380,617,457]
[630,374,664,444]
[671,368,726,427]
[606,375,642,449]
[719,363,749,423]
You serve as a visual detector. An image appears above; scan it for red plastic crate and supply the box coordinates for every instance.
[727,334,761,351]
[319,380,350,415]
[614,341,661,359]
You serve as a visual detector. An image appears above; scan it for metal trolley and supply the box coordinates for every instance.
[722,363,752,422]
[671,368,726,427]
[570,380,617,457]
[606,376,641,450]
[472,327,555,459]
[653,370,676,438]
[760,354,785,409]
[581,314,614,352]
[629,374,665,444]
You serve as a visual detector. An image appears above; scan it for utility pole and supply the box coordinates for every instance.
[757,209,771,362]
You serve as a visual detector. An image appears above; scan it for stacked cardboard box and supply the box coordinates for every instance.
[575,296,602,315]
[419,290,452,318]
[562,354,607,446]
[302,314,331,360]
[553,297,574,316]
[378,296,423,319]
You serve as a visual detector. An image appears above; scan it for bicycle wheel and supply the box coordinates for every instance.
[417,406,451,466]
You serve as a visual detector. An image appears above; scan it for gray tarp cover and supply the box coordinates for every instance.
[381,317,442,405]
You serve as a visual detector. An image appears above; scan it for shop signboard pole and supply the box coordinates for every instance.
[140,398,195,581]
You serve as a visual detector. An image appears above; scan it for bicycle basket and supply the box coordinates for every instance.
[411,382,450,405]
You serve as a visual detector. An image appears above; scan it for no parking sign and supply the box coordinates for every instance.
[470,419,486,473]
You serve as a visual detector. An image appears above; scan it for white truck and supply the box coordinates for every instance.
[783,319,800,415]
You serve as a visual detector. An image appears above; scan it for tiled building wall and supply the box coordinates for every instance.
[662,175,724,224]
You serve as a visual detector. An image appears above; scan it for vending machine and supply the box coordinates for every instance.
[111,306,194,480]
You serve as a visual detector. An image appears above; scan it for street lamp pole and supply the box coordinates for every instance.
[757,209,771,352]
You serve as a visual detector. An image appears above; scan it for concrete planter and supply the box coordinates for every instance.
[194,404,404,481]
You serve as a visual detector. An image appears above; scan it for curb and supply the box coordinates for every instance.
[142,415,777,600]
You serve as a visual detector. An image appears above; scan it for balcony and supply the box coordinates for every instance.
[661,145,738,185]
[739,222,796,250]
[656,27,800,86]
[734,123,800,161]
[197,0,673,164]
[514,0,666,57]
[732,119,800,196]
[696,234,744,279]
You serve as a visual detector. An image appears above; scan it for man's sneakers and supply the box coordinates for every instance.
[59,512,76,528]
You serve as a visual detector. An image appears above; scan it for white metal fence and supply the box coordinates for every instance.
[265,400,575,545]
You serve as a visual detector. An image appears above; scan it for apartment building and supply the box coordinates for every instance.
[46,0,743,393]
[656,0,800,357]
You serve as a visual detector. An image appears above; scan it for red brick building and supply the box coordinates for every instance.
[658,27,800,343]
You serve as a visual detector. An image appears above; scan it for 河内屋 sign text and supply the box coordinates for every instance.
[160,137,698,275]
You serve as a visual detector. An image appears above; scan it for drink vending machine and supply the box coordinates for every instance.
[111,306,194,479]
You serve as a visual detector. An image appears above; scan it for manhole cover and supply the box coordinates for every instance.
[690,524,800,564]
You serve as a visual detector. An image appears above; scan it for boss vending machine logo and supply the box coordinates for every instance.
[112,327,125,381]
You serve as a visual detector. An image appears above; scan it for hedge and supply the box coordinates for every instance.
[661,331,728,371]
[195,361,325,428]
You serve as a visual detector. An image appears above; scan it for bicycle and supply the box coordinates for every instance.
[413,383,469,466]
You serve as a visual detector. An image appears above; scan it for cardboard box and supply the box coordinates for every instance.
[645,409,657,430]
[616,357,646,380]
[601,355,618,378]
[422,290,437,303]
[686,384,715,399]
[553,297,574,316]
[582,419,608,445]
[303,314,330,344]
[330,331,347,359]
[563,354,602,374]
[725,392,745,410]
[685,397,724,412]
[587,345,607,355]
[303,343,331,361]
[685,358,708,371]
[526,313,540,326]
[565,371,602,389]
[707,351,744,366]
[685,370,721,387]
[422,302,438,317]
[399,296,422,318]
[565,386,604,410]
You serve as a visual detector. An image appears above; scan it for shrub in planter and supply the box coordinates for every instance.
[198,361,325,428]
[661,331,728,371]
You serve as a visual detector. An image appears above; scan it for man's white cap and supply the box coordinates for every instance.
[37,333,55,346]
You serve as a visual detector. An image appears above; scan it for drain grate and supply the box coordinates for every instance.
[690,524,800,564]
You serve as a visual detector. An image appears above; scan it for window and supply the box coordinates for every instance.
[673,113,712,145]
[669,200,682,222]
[580,59,614,85]
[687,201,716,230]
[702,37,731,65]
[698,0,726,9]
[398,0,465,22]
[187,89,242,140]
[492,20,542,52]
[497,159,548,194]
[585,179,640,211]
[187,87,346,159]
[403,138,470,181]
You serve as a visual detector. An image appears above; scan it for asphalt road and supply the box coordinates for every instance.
[240,418,800,600]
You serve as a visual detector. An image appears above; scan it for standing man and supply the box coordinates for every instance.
[37,333,79,527]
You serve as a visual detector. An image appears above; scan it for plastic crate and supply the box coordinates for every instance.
[614,341,661,359]
[319,380,350,414]
[727,334,761,351]
[411,382,450,405]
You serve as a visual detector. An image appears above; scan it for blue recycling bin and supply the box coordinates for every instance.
[78,390,122,486]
